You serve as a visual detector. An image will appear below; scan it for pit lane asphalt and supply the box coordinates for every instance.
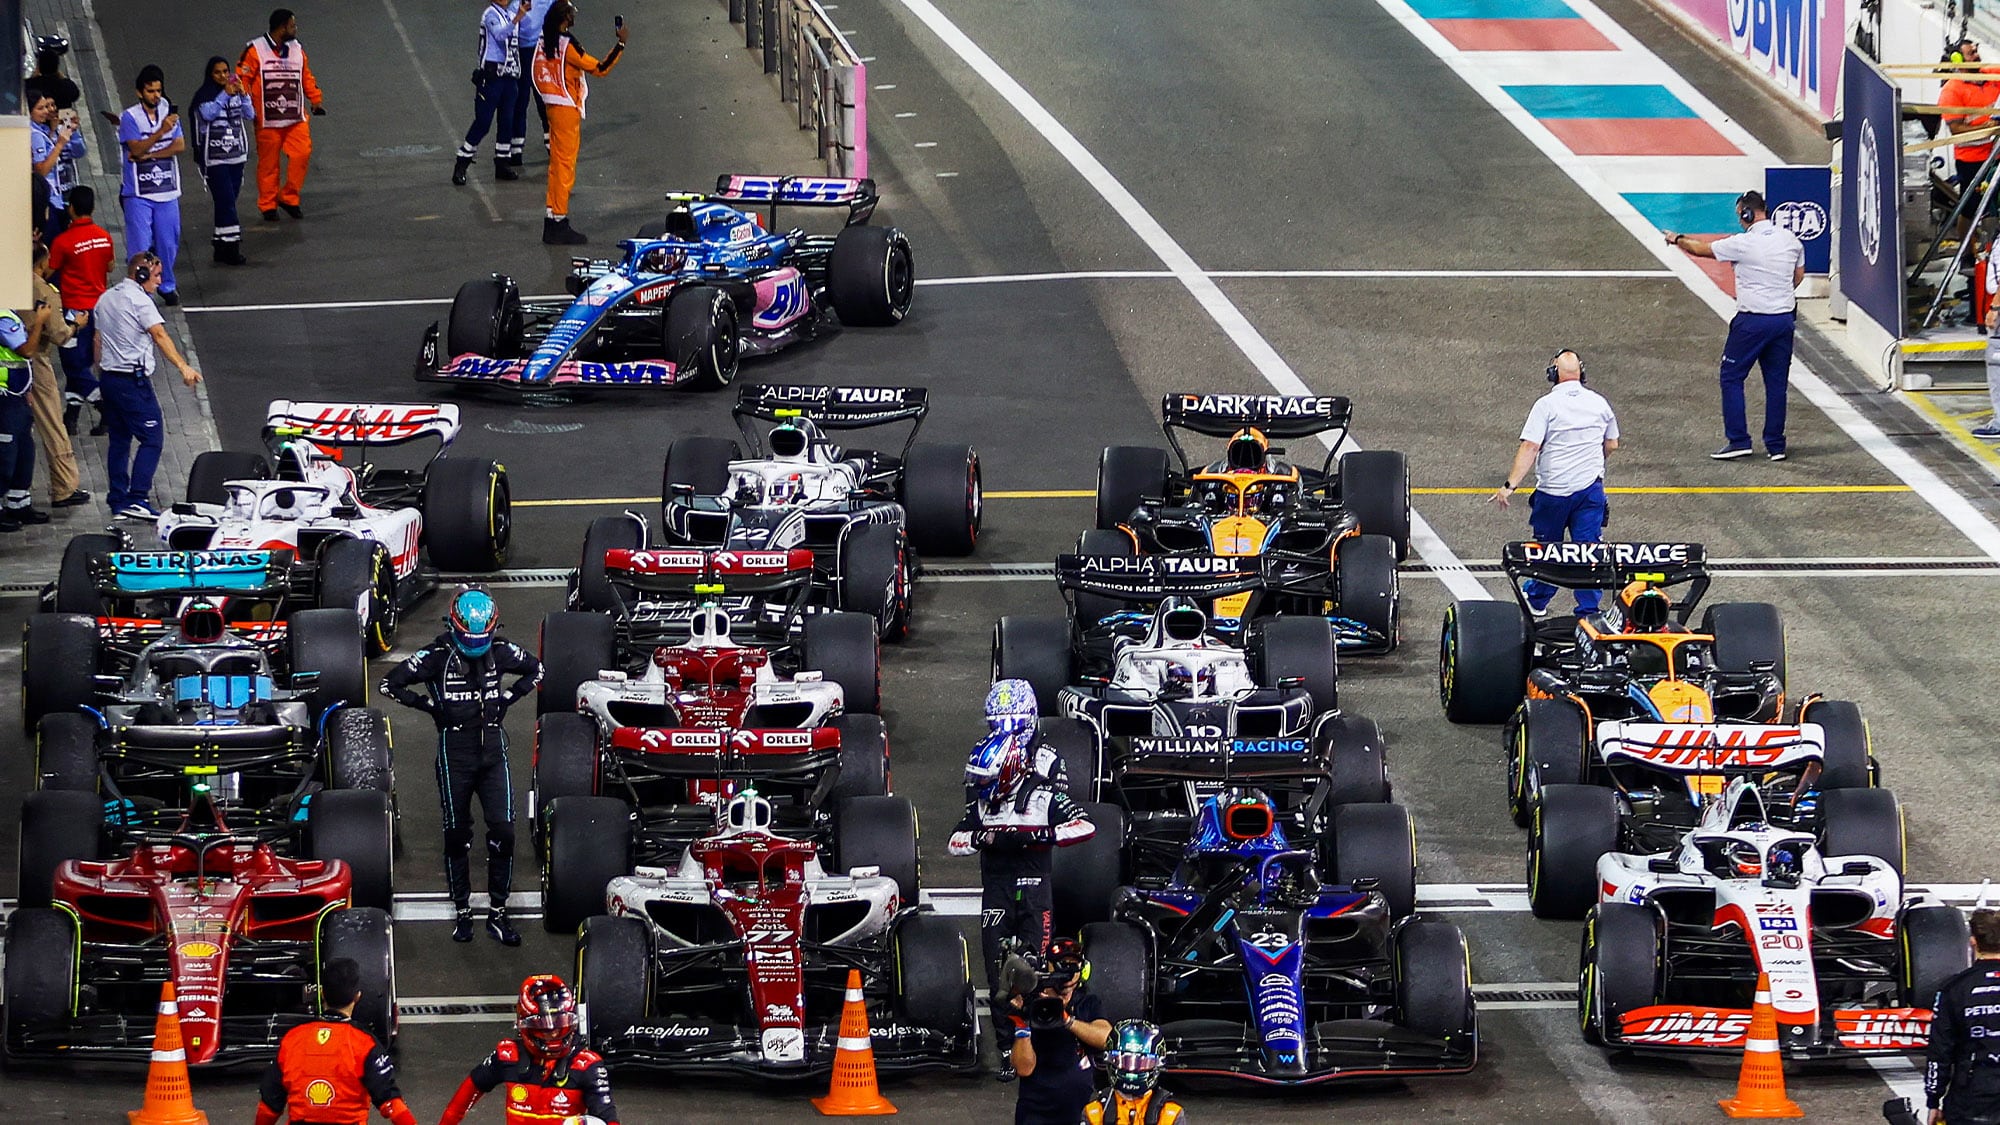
[2,0,1993,1121]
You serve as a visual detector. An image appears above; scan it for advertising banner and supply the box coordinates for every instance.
[1839,47,1904,337]
[1766,165,1833,273]
[1657,0,1843,119]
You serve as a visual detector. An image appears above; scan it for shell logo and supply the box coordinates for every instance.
[306,1079,336,1107]
[510,1085,528,1102]
[179,941,221,958]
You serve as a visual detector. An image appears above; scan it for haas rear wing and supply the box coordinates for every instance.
[1161,393,1352,440]
[703,174,879,226]
[1056,554,1262,604]
[93,549,294,599]
[734,383,928,429]
[601,548,817,594]
[264,401,461,448]
[1596,721,1825,773]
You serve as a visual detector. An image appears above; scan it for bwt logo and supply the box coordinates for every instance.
[1728,0,1824,101]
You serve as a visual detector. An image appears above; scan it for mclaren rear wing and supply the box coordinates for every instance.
[698,174,879,226]
[1161,393,1352,440]
[1500,540,1710,619]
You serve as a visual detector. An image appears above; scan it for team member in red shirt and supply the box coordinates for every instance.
[254,959,417,1125]
[45,184,113,435]
[438,976,619,1125]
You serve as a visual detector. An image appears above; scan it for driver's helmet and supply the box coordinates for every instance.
[515,975,580,1064]
[767,473,806,506]
[1216,786,1278,842]
[266,486,305,520]
[769,422,813,462]
[1225,428,1270,472]
[1619,581,1673,632]
[687,601,732,646]
[640,245,687,275]
[180,600,226,645]
[984,678,1038,737]
[1163,657,1215,699]
[1263,851,1321,907]
[720,789,774,835]
[1766,841,1803,881]
[968,680,1037,798]
[1106,1021,1166,1097]
[1156,597,1208,646]
[1726,838,1765,878]
[448,589,498,658]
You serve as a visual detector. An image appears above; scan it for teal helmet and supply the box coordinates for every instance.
[1106,1020,1165,1096]
[448,589,498,657]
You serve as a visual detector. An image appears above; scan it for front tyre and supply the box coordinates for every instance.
[423,458,511,573]
[828,225,915,326]
[667,285,741,390]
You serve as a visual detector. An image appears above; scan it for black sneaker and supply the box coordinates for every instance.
[280,203,303,219]
[451,908,476,943]
[452,156,471,186]
[1709,445,1754,460]
[993,1056,1017,1083]
[487,908,522,946]
[62,402,79,434]
[6,507,50,525]
[51,490,90,508]
[261,208,280,221]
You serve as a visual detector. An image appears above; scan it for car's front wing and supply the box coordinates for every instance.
[1159,1017,1477,1085]
[595,1017,977,1077]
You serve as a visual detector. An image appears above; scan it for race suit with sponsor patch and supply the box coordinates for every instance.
[438,1038,620,1125]
[1927,960,2000,1123]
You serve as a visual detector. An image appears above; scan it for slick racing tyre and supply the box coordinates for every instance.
[1439,599,1530,724]
[829,713,891,802]
[1037,716,1098,802]
[1337,449,1411,560]
[318,537,397,656]
[35,713,99,793]
[1079,922,1152,1024]
[17,789,103,908]
[578,915,652,1049]
[991,616,1072,717]
[1255,615,1338,717]
[325,706,395,793]
[1801,698,1871,790]
[538,610,618,716]
[1335,533,1399,651]
[54,531,119,615]
[841,523,909,641]
[423,457,511,573]
[1900,904,1973,1009]
[3,907,77,1050]
[543,796,635,934]
[1579,902,1661,1045]
[828,225,915,326]
[184,450,268,507]
[901,442,982,556]
[835,795,920,902]
[309,789,395,911]
[891,913,975,1037]
[1528,784,1618,920]
[322,907,397,1043]
[1821,786,1905,874]
[804,611,881,716]
[1329,802,1417,920]
[574,514,645,614]
[1318,714,1390,806]
[1394,918,1474,1043]
[661,435,740,503]
[446,274,524,359]
[288,608,368,718]
[533,712,602,848]
[1095,446,1170,531]
[1703,602,1787,692]
[22,612,100,733]
[1051,801,1125,934]
[1510,698,1588,827]
[666,286,740,391]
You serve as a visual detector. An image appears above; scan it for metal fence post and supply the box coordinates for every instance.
[747,0,761,50]
[763,0,779,72]
[780,0,797,103]
[730,0,744,24]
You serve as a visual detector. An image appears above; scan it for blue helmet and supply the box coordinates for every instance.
[1106,1020,1165,1096]
[448,589,498,657]
[985,679,1037,736]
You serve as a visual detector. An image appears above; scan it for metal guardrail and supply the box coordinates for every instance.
[726,0,867,177]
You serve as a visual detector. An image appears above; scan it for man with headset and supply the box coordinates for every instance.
[1663,190,1805,462]
[1490,350,1619,617]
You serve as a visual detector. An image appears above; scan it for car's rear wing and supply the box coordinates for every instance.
[602,548,817,594]
[1596,721,1825,774]
[733,383,928,429]
[1161,393,1353,440]
[264,401,460,449]
[607,724,840,776]
[1056,554,1262,604]
[93,549,294,599]
[701,173,879,226]
[1499,541,1710,620]
[1120,734,1322,781]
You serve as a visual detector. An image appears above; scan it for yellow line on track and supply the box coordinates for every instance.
[1905,391,2000,474]
[515,485,1914,507]
[985,489,1095,498]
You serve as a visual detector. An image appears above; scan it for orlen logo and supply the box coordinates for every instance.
[638,729,722,750]
[1727,0,1825,107]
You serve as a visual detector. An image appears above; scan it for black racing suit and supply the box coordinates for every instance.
[380,633,541,910]
[1927,960,2000,1124]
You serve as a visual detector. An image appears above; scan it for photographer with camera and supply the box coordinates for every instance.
[998,937,1111,1125]
[947,679,1097,1082]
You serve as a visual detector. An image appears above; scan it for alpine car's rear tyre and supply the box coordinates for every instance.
[1338,449,1412,560]
[185,450,269,506]
[1704,602,1787,692]
[835,795,920,902]
[18,789,103,908]
[288,607,368,718]
[1528,784,1618,920]
[902,442,981,556]
[322,907,397,1044]
[992,616,1073,717]
[1330,802,1417,919]
[830,713,890,802]
[1395,917,1473,1043]
[543,796,634,934]
[805,610,880,716]
[1319,714,1390,806]
[1511,698,1589,827]
[1080,921,1152,1023]
[1095,446,1170,531]
[310,789,395,911]
[575,515,645,615]
[1051,802,1125,935]
[1255,615,1339,717]
[538,610,617,716]
[1038,717,1098,802]
[1439,599,1530,724]
[1070,528,1134,630]
[319,537,397,656]
[578,914,652,1049]
[661,435,740,502]
[447,275,524,359]
[1802,698,1870,790]
[1821,786,1905,874]
[1335,533,1400,651]
[1580,902,1661,1045]
[533,712,601,838]
[3,908,77,1049]
[326,706,394,793]
[841,523,908,641]
[828,225,915,326]
[892,913,974,1034]
[22,612,100,732]
[35,713,99,792]
[424,457,511,573]
[667,285,740,391]
[55,532,119,615]
[1901,903,1973,1008]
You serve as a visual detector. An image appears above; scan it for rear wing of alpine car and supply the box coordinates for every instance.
[1500,541,1710,617]
[264,400,461,450]
[734,383,928,430]
[703,173,879,226]
[1056,554,1262,606]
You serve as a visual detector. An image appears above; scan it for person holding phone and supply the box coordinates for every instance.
[117,66,186,305]
[529,1,626,245]
[29,92,85,240]
[192,56,256,265]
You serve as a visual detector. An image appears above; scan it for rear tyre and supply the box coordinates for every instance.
[309,789,395,911]
[991,616,1072,717]
[804,611,880,716]
[901,443,981,556]
[325,707,394,793]
[423,458,511,572]
[1094,446,1170,531]
[537,610,617,716]
[1338,449,1412,560]
[446,275,524,359]
[22,613,100,732]
[1038,717,1098,802]
[828,225,915,326]
[1511,698,1588,827]
[578,914,652,1049]
[1070,528,1134,629]
[660,436,740,503]
[574,515,645,614]
[1439,599,1530,724]
[1901,904,1973,1008]
[1331,802,1417,919]
[318,537,396,656]
[288,608,367,718]
[35,713,99,793]
[543,796,634,934]
[1395,918,1473,1042]
[1051,802,1125,935]
[666,285,740,391]
[1319,714,1390,806]
[55,532,121,615]
[840,523,908,641]
[1255,615,1338,717]
[1580,902,1661,1045]
[2,908,77,1049]
[1821,786,1905,874]
[184,451,269,506]
[1802,698,1870,789]
[1079,921,1152,1023]
[1528,784,1618,920]
[829,713,890,801]
[892,913,975,1035]
[534,713,600,857]
[17,790,102,908]
[1335,533,1399,651]
[835,795,920,902]
[321,907,397,1044]
[1704,602,1787,691]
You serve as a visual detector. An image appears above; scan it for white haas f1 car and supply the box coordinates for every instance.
[1578,777,1970,1056]
[572,791,976,1077]
[157,402,510,653]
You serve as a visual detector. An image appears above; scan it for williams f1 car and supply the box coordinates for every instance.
[572,791,975,1077]
[417,176,913,392]
[1091,393,1409,652]
[1080,790,1476,1086]
[1578,777,1967,1058]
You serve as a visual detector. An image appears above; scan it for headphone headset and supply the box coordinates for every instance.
[1953,39,1976,64]
[1546,349,1586,384]
[133,256,152,283]
[1735,191,1761,228]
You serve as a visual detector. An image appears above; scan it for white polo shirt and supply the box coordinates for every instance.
[1712,220,1804,315]
[1521,380,1618,497]
[94,278,163,376]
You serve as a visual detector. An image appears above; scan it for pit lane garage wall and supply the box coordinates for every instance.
[1648,0,1846,120]
[715,0,868,178]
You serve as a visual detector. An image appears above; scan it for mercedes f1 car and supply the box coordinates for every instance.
[1091,393,1409,653]
[1080,790,1476,1086]
[571,791,975,1077]
[149,401,510,653]
[1578,777,1967,1057]
[417,176,913,392]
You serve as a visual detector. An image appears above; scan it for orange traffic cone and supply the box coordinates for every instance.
[811,969,896,1116]
[1719,972,1802,1119]
[129,982,210,1125]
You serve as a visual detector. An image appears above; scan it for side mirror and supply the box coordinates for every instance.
[171,502,197,515]
[1276,676,1306,690]
[1648,858,1679,874]
[291,670,320,687]
[1841,861,1874,876]
[668,483,695,501]
[1748,660,1778,674]
[93,674,123,692]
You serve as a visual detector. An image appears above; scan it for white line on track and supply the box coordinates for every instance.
[380,0,502,224]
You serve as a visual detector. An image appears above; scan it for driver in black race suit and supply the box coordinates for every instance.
[948,678,1096,1081]
[1926,909,2000,1124]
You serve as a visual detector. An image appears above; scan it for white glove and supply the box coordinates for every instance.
[947,830,976,857]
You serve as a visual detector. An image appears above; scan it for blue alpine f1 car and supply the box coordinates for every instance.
[1079,790,1478,1085]
[415,175,914,392]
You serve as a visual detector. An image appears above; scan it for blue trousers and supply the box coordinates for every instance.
[98,370,162,511]
[509,46,545,155]
[1523,480,1608,613]
[59,316,96,404]
[0,369,35,508]
[121,195,181,296]
[1719,310,1794,453]
[204,163,245,244]
[460,72,521,160]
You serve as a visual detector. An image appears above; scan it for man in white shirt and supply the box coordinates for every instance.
[1491,350,1620,616]
[1663,190,1806,461]
[94,252,202,520]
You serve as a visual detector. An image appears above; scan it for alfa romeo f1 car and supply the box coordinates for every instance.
[150,400,510,653]
[1578,777,1967,1058]
[1435,542,1896,918]
[1080,791,1476,1085]
[1091,393,1410,652]
[417,175,913,392]
[571,791,975,1077]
